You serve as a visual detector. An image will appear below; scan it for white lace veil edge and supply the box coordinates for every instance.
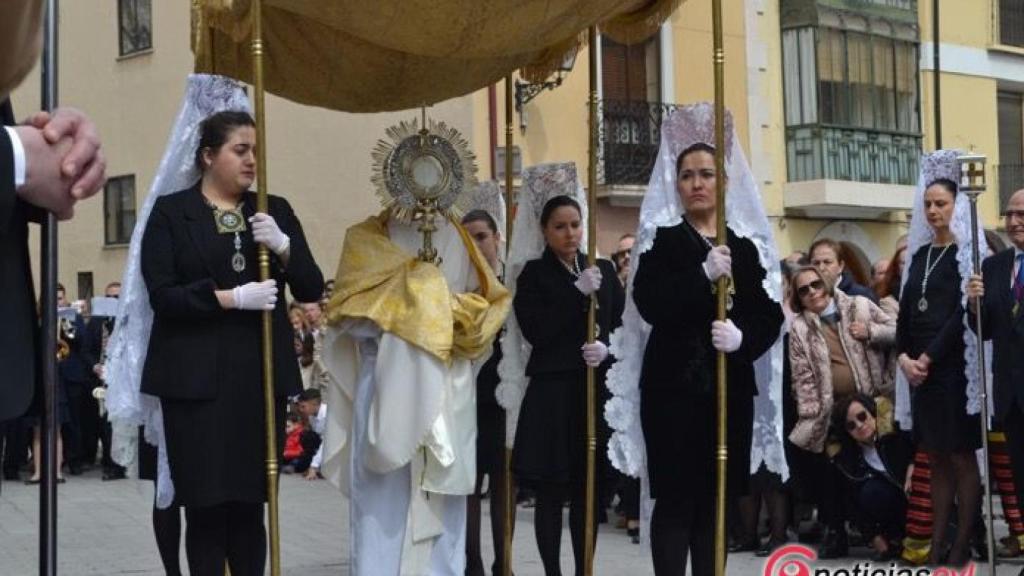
[103,74,252,509]
[602,102,788,540]
[465,180,508,265]
[495,162,589,448]
[893,149,994,431]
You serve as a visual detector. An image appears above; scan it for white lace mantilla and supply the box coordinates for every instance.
[103,74,252,508]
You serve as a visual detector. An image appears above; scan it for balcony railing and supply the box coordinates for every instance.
[1000,0,1024,48]
[785,125,922,185]
[599,99,682,187]
[999,164,1024,208]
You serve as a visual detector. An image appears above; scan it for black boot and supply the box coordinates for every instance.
[817,526,848,559]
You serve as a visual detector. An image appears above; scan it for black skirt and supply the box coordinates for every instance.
[911,371,982,453]
[138,426,157,482]
[641,386,753,500]
[476,401,505,477]
[476,342,505,477]
[512,369,610,489]
[161,390,285,508]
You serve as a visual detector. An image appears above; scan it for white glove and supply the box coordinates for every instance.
[250,212,291,255]
[574,266,602,295]
[581,341,609,367]
[702,245,732,282]
[233,279,279,311]
[711,319,743,353]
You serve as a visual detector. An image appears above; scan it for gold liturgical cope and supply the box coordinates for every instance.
[325,213,510,364]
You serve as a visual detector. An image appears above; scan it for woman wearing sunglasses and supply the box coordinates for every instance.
[830,393,913,561]
[787,265,895,558]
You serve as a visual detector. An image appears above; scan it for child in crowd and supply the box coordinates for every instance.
[295,389,326,480]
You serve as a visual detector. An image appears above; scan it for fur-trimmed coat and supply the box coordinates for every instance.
[788,289,895,453]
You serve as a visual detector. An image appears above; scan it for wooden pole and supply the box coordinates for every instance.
[502,73,515,576]
[250,2,282,575]
[711,1,729,575]
[583,24,599,576]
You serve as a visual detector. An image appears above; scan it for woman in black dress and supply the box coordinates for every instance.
[633,143,783,576]
[462,208,513,576]
[140,111,324,576]
[512,196,624,576]
[896,177,980,566]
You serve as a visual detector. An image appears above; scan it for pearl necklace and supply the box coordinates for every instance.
[561,255,582,278]
[918,242,952,312]
[684,217,734,310]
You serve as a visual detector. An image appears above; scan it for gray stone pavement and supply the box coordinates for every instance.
[2,469,1022,575]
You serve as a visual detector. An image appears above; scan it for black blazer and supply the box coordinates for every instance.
[79,315,112,385]
[58,314,92,386]
[0,99,39,421]
[514,249,624,376]
[833,430,913,490]
[971,248,1024,420]
[140,184,323,400]
[634,222,783,396]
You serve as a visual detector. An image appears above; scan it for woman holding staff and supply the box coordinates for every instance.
[605,103,785,576]
[139,106,323,574]
[462,181,513,576]
[498,162,624,576]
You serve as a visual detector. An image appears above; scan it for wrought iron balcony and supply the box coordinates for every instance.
[599,99,682,187]
[999,164,1024,208]
[785,125,922,186]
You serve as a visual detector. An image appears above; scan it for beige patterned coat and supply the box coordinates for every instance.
[788,289,895,453]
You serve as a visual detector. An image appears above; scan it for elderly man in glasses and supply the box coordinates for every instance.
[967,189,1024,556]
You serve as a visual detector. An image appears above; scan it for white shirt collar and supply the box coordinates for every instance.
[822,299,837,317]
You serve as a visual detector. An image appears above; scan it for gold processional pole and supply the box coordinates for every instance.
[250,2,283,575]
[502,73,516,576]
[711,1,729,575]
[957,154,997,576]
[583,24,600,576]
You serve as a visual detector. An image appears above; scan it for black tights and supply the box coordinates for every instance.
[533,482,594,576]
[466,465,514,576]
[735,486,789,546]
[928,450,980,566]
[650,494,716,576]
[184,502,266,576]
[152,497,182,576]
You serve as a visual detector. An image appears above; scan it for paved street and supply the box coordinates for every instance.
[2,469,1022,575]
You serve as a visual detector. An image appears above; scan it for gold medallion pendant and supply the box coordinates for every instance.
[215,207,246,234]
[212,207,247,273]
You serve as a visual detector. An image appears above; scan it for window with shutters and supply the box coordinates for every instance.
[599,35,667,186]
[601,36,660,103]
[999,0,1024,48]
[998,92,1024,208]
[104,175,137,246]
[781,18,921,185]
[119,0,152,57]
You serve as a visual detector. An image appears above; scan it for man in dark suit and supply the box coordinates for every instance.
[1,97,107,491]
[967,188,1024,533]
[80,282,126,479]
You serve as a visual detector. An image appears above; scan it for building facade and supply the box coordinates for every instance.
[11,0,1024,301]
